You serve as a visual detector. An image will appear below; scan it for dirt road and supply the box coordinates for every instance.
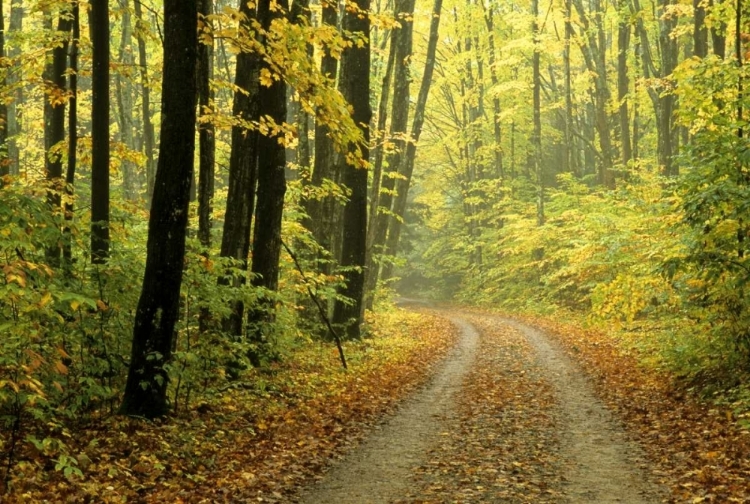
[297,311,666,503]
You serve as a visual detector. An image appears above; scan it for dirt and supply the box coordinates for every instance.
[297,311,668,503]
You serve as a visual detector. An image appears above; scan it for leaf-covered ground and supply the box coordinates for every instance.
[518,314,750,503]
[4,310,457,503]
[396,315,564,503]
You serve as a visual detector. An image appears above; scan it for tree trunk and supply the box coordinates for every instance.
[533,0,544,225]
[91,0,109,264]
[332,0,371,339]
[120,0,198,419]
[44,13,72,264]
[303,0,339,275]
[694,0,708,58]
[364,0,414,306]
[219,0,260,337]
[63,3,80,265]
[247,0,289,364]
[0,0,7,179]
[116,0,137,200]
[618,0,632,167]
[6,0,22,175]
[198,0,215,250]
[380,0,443,282]
[483,4,503,179]
[133,0,156,203]
[709,0,727,58]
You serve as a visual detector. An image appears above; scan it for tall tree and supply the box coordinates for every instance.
[618,0,632,166]
[133,0,156,201]
[91,0,110,263]
[380,0,443,282]
[365,0,415,304]
[6,0,22,175]
[218,0,260,337]
[115,0,138,200]
[198,0,215,251]
[43,10,72,263]
[120,0,198,419]
[332,0,371,339]
[247,0,289,362]
[533,0,544,224]
[63,1,80,265]
[303,0,339,275]
[0,0,7,179]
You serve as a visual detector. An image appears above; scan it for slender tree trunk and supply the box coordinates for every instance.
[533,0,544,225]
[0,0,7,179]
[44,13,72,264]
[564,0,574,175]
[198,0,215,250]
[197,0,215,333]
[483,4,503,179]
[247,0,289,364]
[304,0,339,275]
[120,0,198,419]
[134,0,156,203]
[91,0,110,264]
[6,0,22,175]
[332,0,371,339]
[63,3,79,265]
[694,0,708,57]
[364,0,414,306]
[219,0,260,337]
[380,0,442,282]
[116,0,137,199]
[618,0,632,167]
[709,0,727,58]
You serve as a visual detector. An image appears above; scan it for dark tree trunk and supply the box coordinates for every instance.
[380,0,442,282]
[44,13,72,263]
[120,0,198,419]
[303,0,339,275]
[247,0,289,363]
[365,0,414,306]
[709,0,727,58]
[564,0,574,175]
[694,0,708,58]
[6,0,22,175]
[63,3,80,265]
[197,0,215,333]
[533,0,544,225]
[91,0,109,264]
[134,0,156,203]
[219,0,260,337]
[618,0,632,167]
[332,0,371,339]
[198,0,215,250]
[0,0,7,179]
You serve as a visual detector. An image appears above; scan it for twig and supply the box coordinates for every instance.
[281,240,348,369]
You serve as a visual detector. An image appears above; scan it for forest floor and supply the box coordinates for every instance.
[7,307,750,502]
[297,307,750,504]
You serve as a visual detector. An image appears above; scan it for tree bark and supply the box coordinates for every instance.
[380,0,442,282]
[43,12,72,263]
[133,0,156,203]
[116,0,138,200]
[303,0,339,275]
[120,0,198,419]
[0,0,7,179]
[198,0,215,250]
[91,0,110,264]
[6,0,22,175]
[533,0,544,225]
[219,0,260,337]
[618,0,632,167]
[365,0,414,306]
[694,0,708,58]
[247,0,289,363]
[332,0,371,339]
[63,2,79,265]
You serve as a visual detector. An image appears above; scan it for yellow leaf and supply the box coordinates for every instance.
[70,300,80,311]
[96,299,108,312]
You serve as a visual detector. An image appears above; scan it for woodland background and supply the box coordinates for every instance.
[2,0,750,498]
